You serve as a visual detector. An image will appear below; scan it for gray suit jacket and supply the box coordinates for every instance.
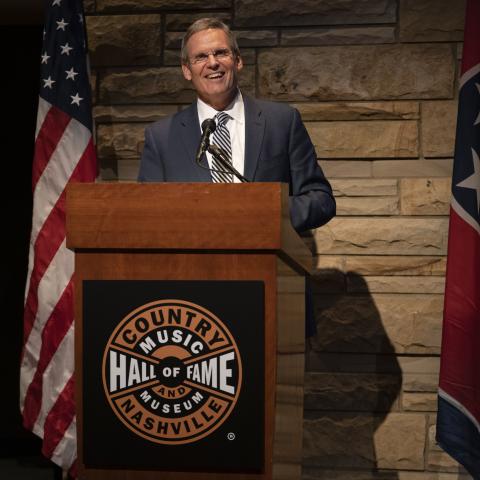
[138,95,335,232]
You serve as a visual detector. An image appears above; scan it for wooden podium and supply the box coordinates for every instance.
[66,182,310,480]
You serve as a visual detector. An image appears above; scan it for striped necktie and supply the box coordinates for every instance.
[211,111,233,183]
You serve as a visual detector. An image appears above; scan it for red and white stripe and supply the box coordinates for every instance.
[20,97,96,470]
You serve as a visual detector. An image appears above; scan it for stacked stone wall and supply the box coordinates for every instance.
[85,0,471,477]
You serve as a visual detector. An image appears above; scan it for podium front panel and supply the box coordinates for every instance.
[82,279,264,472]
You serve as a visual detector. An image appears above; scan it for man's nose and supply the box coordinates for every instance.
[205,53,219,67]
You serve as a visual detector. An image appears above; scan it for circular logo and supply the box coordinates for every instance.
[102,300,242,445]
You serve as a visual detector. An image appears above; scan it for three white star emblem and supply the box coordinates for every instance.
[70,93,83,106]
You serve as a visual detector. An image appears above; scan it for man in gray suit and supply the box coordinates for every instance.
[138,17,335,233]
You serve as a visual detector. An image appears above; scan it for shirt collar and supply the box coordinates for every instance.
[197,90,244,125]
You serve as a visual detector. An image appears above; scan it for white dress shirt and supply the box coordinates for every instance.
[196,90,245,182]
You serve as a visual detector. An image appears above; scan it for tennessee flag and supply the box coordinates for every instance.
[436,0,480,477]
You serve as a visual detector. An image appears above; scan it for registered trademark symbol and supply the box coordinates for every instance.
[227,432,236,441]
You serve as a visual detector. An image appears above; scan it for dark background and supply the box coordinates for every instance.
[0,1,60,477]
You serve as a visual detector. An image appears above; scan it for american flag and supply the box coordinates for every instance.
[436,0,480,476]
[20,0,96,474]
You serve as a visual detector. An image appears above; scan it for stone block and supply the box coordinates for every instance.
[403,373,439,392]
[302,469,472,479]
[164,31,183,49]
[422,100,458,158]
[311,269,345,294]
[398,356,440,376]
[306,351,403,374]
[234,30,278,47]
[320,160,372,178]
[166,12,231,30]
[281,26,395,46]
[343,255,447,276]
[428,423,443,452]
[163,49,182,66]
[402,392,437,411]
[90,70,97,104]
[347,275,445,294]
[304,372,401,412]
[94,105,178,122]
[100,157,140,182]
[303,414,382,469]
[400,0,466,42]
[235,0,396,27]
[306,120,418,158]
[258,44,454,101]
[372,159,453,178]
[99,157,117,181]
[84,0,95,13]
[237,48,257,65]
[428,450,469,473]
[99,66,255,103]
[99,67,194,103]
[293,102,419,121]
[87,15,161,66]
[97,0,230,12]
[400,178,451,215]
[375,413,426,469]
[303,413,425,470]
[312,255,344,273]
[332,179,398,197]
[336,196,399,215]
[97,123,145,159]
[118,159,140,181]
[311,292,443,354]
[313,218,449,255]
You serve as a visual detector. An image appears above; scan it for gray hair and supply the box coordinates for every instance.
[180,18,240,65]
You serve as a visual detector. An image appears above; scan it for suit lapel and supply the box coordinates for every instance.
[179,103,212,182]
[243,95,265,181]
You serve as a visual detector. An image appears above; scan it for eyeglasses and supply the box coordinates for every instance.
[189,48,233,65]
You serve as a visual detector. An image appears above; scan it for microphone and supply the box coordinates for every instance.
[195,118,216,164]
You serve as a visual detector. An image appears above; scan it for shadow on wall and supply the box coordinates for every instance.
[303,269,402,479]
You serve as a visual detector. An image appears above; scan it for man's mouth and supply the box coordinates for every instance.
[205,72,224,79]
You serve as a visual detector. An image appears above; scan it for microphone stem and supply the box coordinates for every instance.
[208,144,249,183]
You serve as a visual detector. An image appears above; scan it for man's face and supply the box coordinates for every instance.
[182,29,243,110]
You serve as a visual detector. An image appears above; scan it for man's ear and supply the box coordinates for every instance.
[182,63,192,81]
[235,55,244,72]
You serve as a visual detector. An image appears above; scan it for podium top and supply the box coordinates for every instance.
[66,182,312,274]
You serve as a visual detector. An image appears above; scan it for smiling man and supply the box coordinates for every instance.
[138,17,335,233]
